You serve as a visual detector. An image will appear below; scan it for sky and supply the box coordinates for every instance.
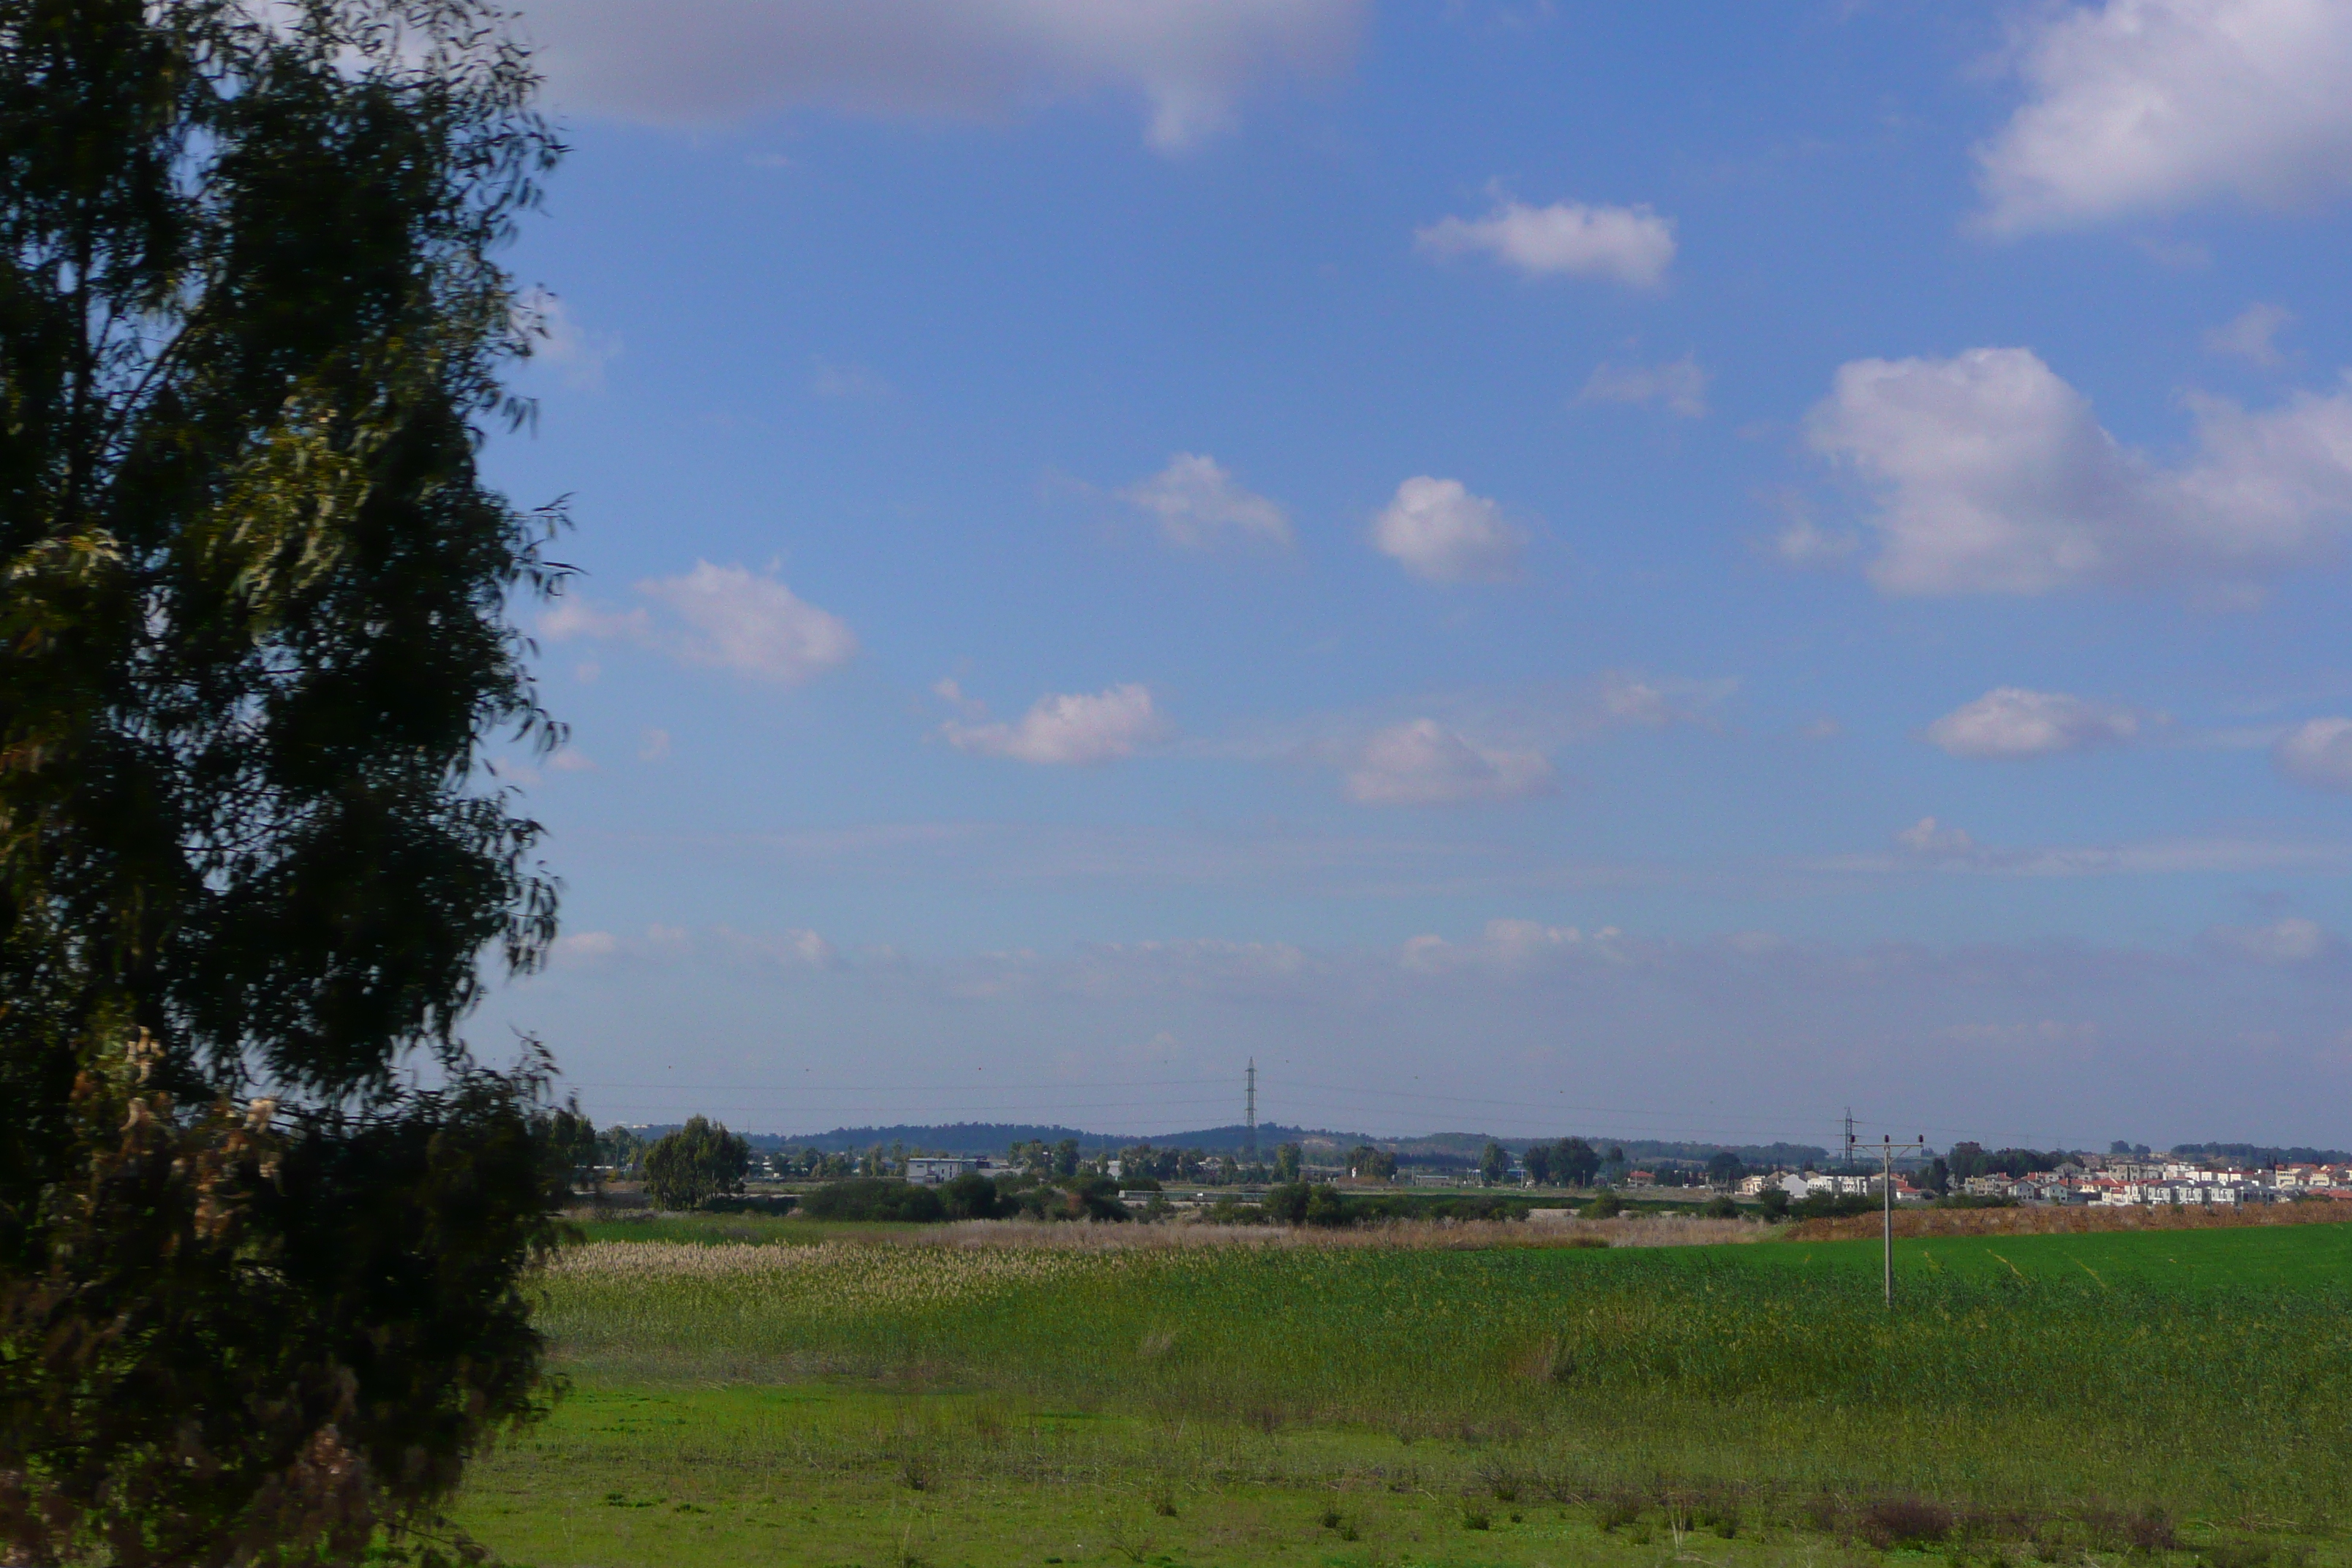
[472,0,2352,1154]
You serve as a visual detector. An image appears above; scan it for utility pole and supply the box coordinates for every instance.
[1844,1108,1856,1173]
[1245,1059,1257,1163]
[1876,1133,1927,1308]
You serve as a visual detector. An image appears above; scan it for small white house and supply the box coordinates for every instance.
[905,1157,979,1185]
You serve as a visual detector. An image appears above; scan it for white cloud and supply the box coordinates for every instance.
[1926,687,2146,758]
[943,684,1167,765]
[639,728,671,763]
[1806,347,2352,595]
[1575,355,1709,418]
[540,598,652,642]
[1937,1019,2102,1048]
[640,563,859,683]
[809,357,892,401]
[1897,816,1976,854]
[548,747,598,773]
[542,562,858,687]
[1974,0,2352,233]
[521,0,1363,153]
[1371,477,1526,583]
[551,930,619,965]
[515,290,619,391]
[2274,716,2352,789]
[1414,198,1676,287]
[2206,303,2293,367]
[1400,919,1621,973]
[2208,916,2332,963]
[1120,453,1292,549]
[1344,719,1553,806]
[1597,672,1735,730]
[1772,514,1863,566]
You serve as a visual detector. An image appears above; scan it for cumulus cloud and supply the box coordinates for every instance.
[1371,477,1526,583]
[548,561,861,685]
[1415,197,1676,287]
[1575,355,1709,418]
[1597,671,1735,730]
[2207,916,2332,964]
[515,290,619,391]
[1120,453,1292,549]
[1897,816,1976,854]
[521,0,1363,152]
[1806,347,2352,595]
[1926,687,2146,758]
[2274,716,2352,789]
[1975,0,2352,233]
[809,357,892,401]
[2206,303,2293,368]
[551,930,619,964]
[1345,719,1553,806]
[1399,919,1637,976]
[943,684,1167,765]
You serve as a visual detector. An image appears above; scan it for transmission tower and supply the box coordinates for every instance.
[1245,1058,1257,1161]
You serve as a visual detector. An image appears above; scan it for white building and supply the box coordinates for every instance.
[905,1157,979,1185]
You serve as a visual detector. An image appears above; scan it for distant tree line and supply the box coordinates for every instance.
[2170,1142,2351,1167]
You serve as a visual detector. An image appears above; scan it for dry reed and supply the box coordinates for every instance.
[1787,1196,2352,1243]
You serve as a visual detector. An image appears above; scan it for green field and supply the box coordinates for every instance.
[453,1221,2352,1567]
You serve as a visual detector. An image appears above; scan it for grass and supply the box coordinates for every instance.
[451,1221,2352,1567]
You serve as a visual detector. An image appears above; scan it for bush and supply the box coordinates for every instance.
[940,1172,1010,1220]
[798,1178,944,1223]
[1011,1175,1130,1222]
[1858,1497,1953,1549]
[1701,1194,1740,1219]
[1582,1190,1624,1219]
[697,1194,796,1215]
[1756,1186,1791,1221]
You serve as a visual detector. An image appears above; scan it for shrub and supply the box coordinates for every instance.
[1263,1182,1312,1224]
[1012,1175,1130,1222]
[1859,1496,1954,1548]
[941,1172,1010,1220]
[799,1178,944,1223]
[1701,1195,1740,1219]
[698,1194,796,1215]
[1582,1190,1625,1219]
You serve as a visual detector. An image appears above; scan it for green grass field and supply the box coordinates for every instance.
[453,1221,2352,1567]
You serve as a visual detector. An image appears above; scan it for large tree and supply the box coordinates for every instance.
[0,1,570,1562]
[641,1116,750,1212]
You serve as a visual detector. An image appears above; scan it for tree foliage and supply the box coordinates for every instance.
[0,1,569,1561]
[641,1115,750,1211]
[1478,1140,1509,1186]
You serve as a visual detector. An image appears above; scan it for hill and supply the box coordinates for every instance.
[729,1121,1828,1166]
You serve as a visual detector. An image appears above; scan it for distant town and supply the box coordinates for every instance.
[584,1117,2352,1212]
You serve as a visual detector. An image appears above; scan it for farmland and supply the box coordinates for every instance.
[453,1218,2352,1567]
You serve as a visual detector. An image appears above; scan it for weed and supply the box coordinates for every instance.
[1861,1496,1954,1548]
[1593,1491,1643,1532]
[1460,1507,1491,1531]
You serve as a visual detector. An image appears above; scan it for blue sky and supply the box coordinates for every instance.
[475,0,2352,1153]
